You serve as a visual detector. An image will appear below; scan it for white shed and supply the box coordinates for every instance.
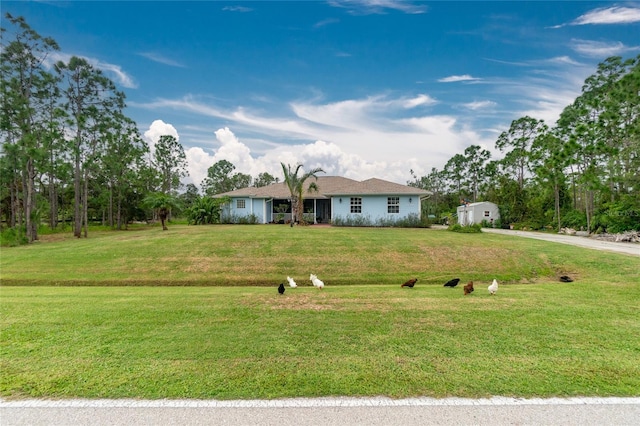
[457,201,500,226]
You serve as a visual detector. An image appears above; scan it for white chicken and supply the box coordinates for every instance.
[310,273,325,289]
[488,279,498,295]
[287,276,297,288]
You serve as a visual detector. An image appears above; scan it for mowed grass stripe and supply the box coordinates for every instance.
[2,225,637,285]
[1,283,639,399]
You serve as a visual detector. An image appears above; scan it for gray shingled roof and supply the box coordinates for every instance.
[214,176,431,199]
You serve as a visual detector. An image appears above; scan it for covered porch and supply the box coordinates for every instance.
[270,198,331,224]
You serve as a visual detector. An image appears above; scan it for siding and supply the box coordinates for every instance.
[332,195,420,223]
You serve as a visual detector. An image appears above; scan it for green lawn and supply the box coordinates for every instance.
[1,225,639,399]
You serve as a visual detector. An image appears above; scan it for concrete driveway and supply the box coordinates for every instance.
[480,227,639,256]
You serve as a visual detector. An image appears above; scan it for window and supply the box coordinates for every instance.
[484,210,490,217]
[350,197,362,213]
[388,197,400,213]
[237,199,246,209]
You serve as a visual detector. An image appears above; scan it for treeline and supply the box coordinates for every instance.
[0,15,277,244]
[409,55,640,234]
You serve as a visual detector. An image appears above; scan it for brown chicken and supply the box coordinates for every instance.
[463,281,474,295]
[401,278,418,288]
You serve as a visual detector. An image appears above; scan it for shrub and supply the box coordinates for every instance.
[561,210,587,230]
[222,213,259,224]
[332,213,430,228]
[0,226,28,247]
[448,223,482,233]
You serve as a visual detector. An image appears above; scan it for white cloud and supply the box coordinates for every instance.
[570,39,639,58]
[328,0,427,15]
[545,56,584,66]
[314,18,340,28]
[572,6,640,25]
[222,6,253,12]
[182,128,398,189]
[143,119,179,155]
[402,94,438,109]
[461,100,497,111]
[438,74,481,83]
[185,147,214,188]
[138,52,185,68]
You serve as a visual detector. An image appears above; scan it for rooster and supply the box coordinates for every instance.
[488,279,498,295]
[463,281,474,295]
[310,274,324,289]
[278,283,285,295]
[401,278,417,288]
[287,276,297,288]
[443,278,460,287]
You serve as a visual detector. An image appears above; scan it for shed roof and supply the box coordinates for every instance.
[458,201,498,208]
[214,176,431,199]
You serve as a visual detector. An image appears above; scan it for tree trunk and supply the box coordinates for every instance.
[108,185,113,228]
[554,180,561,232]
[49,169,58,229]
[83,171,89,238]
[290,197,298,226]
[116,192,122,230]
[584,189,591,232]
[10,180,18,228]
[74,137,82,238]
[159,209,168,230]
[25,158,37,242]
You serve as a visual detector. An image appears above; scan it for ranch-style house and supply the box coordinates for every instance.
[213,176,432,225]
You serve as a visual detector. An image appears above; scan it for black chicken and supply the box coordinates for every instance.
[443,278,460,287]
[278,283,285,294]
[559,275,573,282]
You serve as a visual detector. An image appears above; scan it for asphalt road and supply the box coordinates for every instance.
[3,397,640,426]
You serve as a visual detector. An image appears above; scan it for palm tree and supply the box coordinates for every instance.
[281,163,325,226]
[143,192,182,230]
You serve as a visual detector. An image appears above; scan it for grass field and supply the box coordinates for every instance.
[1,224,639,399]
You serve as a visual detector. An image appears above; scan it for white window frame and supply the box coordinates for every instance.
[388,197,400,214]
[350,197,362,214]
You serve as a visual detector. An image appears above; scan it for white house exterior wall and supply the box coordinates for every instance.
[251,198,264,223]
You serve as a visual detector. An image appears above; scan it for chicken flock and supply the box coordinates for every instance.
[278,274,572,295]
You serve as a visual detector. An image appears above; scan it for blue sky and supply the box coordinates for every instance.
[3,1,640,186]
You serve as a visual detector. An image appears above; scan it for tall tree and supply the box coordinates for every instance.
[463,145,491,202]
[0,13,60,242]
[56,56,125,238]
[496,116,546,190]
[443,154,467,201]
[201,159,251,196]
[254,172,278,188]
[101,116,148,229]
[153,134,188,195]
[531,130,569,231]
[281,162,324,226]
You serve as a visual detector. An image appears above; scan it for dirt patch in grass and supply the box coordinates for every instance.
[248,292,337,311]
